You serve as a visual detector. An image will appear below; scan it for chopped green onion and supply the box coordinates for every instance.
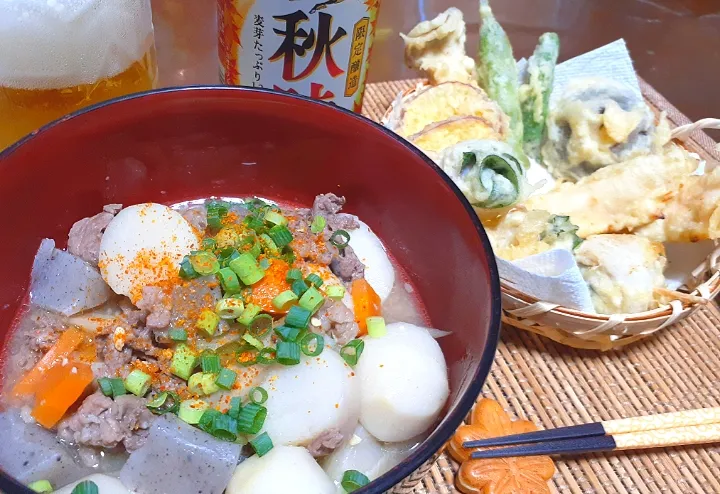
[227,396,242,419]
[124,370,151,397]
[170,344,198,380]
[237,303,262,326]
[189,250,220,275]
[256,347,277,364]
[259,233,279,255]
[264,210,288,226]
[300,332,324,357]
[286,268,303,282]
[249,314,273,337]
[188,373,220,396]
[28,480,53,493]
[196,309,220,337]
[299,286,324,313]
[216,297,245,319]
[249,386,269,405]
[198,408,222,433]
[291,279,309,298]
[341,339,365,367]
[330,229,351,249]
[267,225,293,248]
[179,256,200,280]
[146,391,180,415]
[208,413,238,441]
[326,285,346,300]
[243,333,264,350]
[236,402,267,435]
[366,316,387,338]
[97,377,126,398]
[310,215,327,234]
[218,247,241,268]
[216,267,241,295]
[250,432,274,457]
[201,238,217,251]
[70,480,99,494]
[215,368,237,390]
[217,341,243,366]
[178,399,208,424]
[244,214,266,233]
[276,341,301,365]
[168,328,188,341]
[229,253,265,285]
[201,353,222,374]
[274,325,302,342]
[215,227,240,249]
[285,305,312,329]
[272,290,298,311]
[237,346,260,366]
[206,200,230,229]
[259,258,271,270]
[341,470,370,492]
[305,273,323,288]
[187,372,204,395]
[282,249,297,266]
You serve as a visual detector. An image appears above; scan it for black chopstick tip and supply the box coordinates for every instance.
[463,422,606,449]
[469,435,617,459]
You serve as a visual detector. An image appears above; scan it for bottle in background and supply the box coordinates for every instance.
[0,0,158,151]
[218,0,381,112]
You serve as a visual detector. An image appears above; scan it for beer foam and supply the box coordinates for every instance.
[0,0,154,89]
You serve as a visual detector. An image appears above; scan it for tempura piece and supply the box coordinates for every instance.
[543,78,671,181]
[409,116,505,156]
[384,82,509,139]
[524,144,699,238]
[574,234,666,314]
[436,140,530,209]
[485,208,582,261]
[635,166,720,242]
[401,8,476,85]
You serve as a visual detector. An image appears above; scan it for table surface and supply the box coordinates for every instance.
[152,0,720,133]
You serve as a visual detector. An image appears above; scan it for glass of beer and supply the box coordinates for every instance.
[0,0,158,151]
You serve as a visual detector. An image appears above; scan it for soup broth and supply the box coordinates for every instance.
[0,194,449,494]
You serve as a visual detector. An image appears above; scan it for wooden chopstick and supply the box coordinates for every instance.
[463,407,720,449]
[469,423,720,459]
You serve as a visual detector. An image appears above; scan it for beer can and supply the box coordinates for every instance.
[218,0,380,112]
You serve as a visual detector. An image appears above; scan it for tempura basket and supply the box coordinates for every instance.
[381,78,720,351]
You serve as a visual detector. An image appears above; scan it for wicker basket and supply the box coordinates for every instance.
[382,85,720,351]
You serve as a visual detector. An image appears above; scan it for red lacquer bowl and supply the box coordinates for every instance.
[0,87,500,494]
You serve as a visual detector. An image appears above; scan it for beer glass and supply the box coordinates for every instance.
[0,0,158,151]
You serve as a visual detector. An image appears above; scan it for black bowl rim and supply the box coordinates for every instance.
[0,86,501,494]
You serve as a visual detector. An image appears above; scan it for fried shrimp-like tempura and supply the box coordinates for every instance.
[524,144,699,238]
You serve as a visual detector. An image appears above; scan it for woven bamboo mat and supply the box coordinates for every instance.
[362,80,720,494]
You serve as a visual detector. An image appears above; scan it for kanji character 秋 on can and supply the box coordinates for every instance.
[218,0,381,112]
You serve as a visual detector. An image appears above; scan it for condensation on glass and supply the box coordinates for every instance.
[0,0,158,151]
[218,0,381,112]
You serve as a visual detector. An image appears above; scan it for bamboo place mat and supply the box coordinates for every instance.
[361,80,720,494]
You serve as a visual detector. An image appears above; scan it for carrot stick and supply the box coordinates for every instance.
[351,279,382,336]
[31,361,93,428]
[11,327,86,398]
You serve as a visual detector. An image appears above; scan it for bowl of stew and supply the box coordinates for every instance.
[0,87,501,494]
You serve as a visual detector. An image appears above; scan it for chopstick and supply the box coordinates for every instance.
[463,407,720,459]
[469,423,720,459]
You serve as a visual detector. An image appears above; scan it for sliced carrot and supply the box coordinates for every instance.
[11,327,86,398]
[351,279,382,336]
[31,361,93,428]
